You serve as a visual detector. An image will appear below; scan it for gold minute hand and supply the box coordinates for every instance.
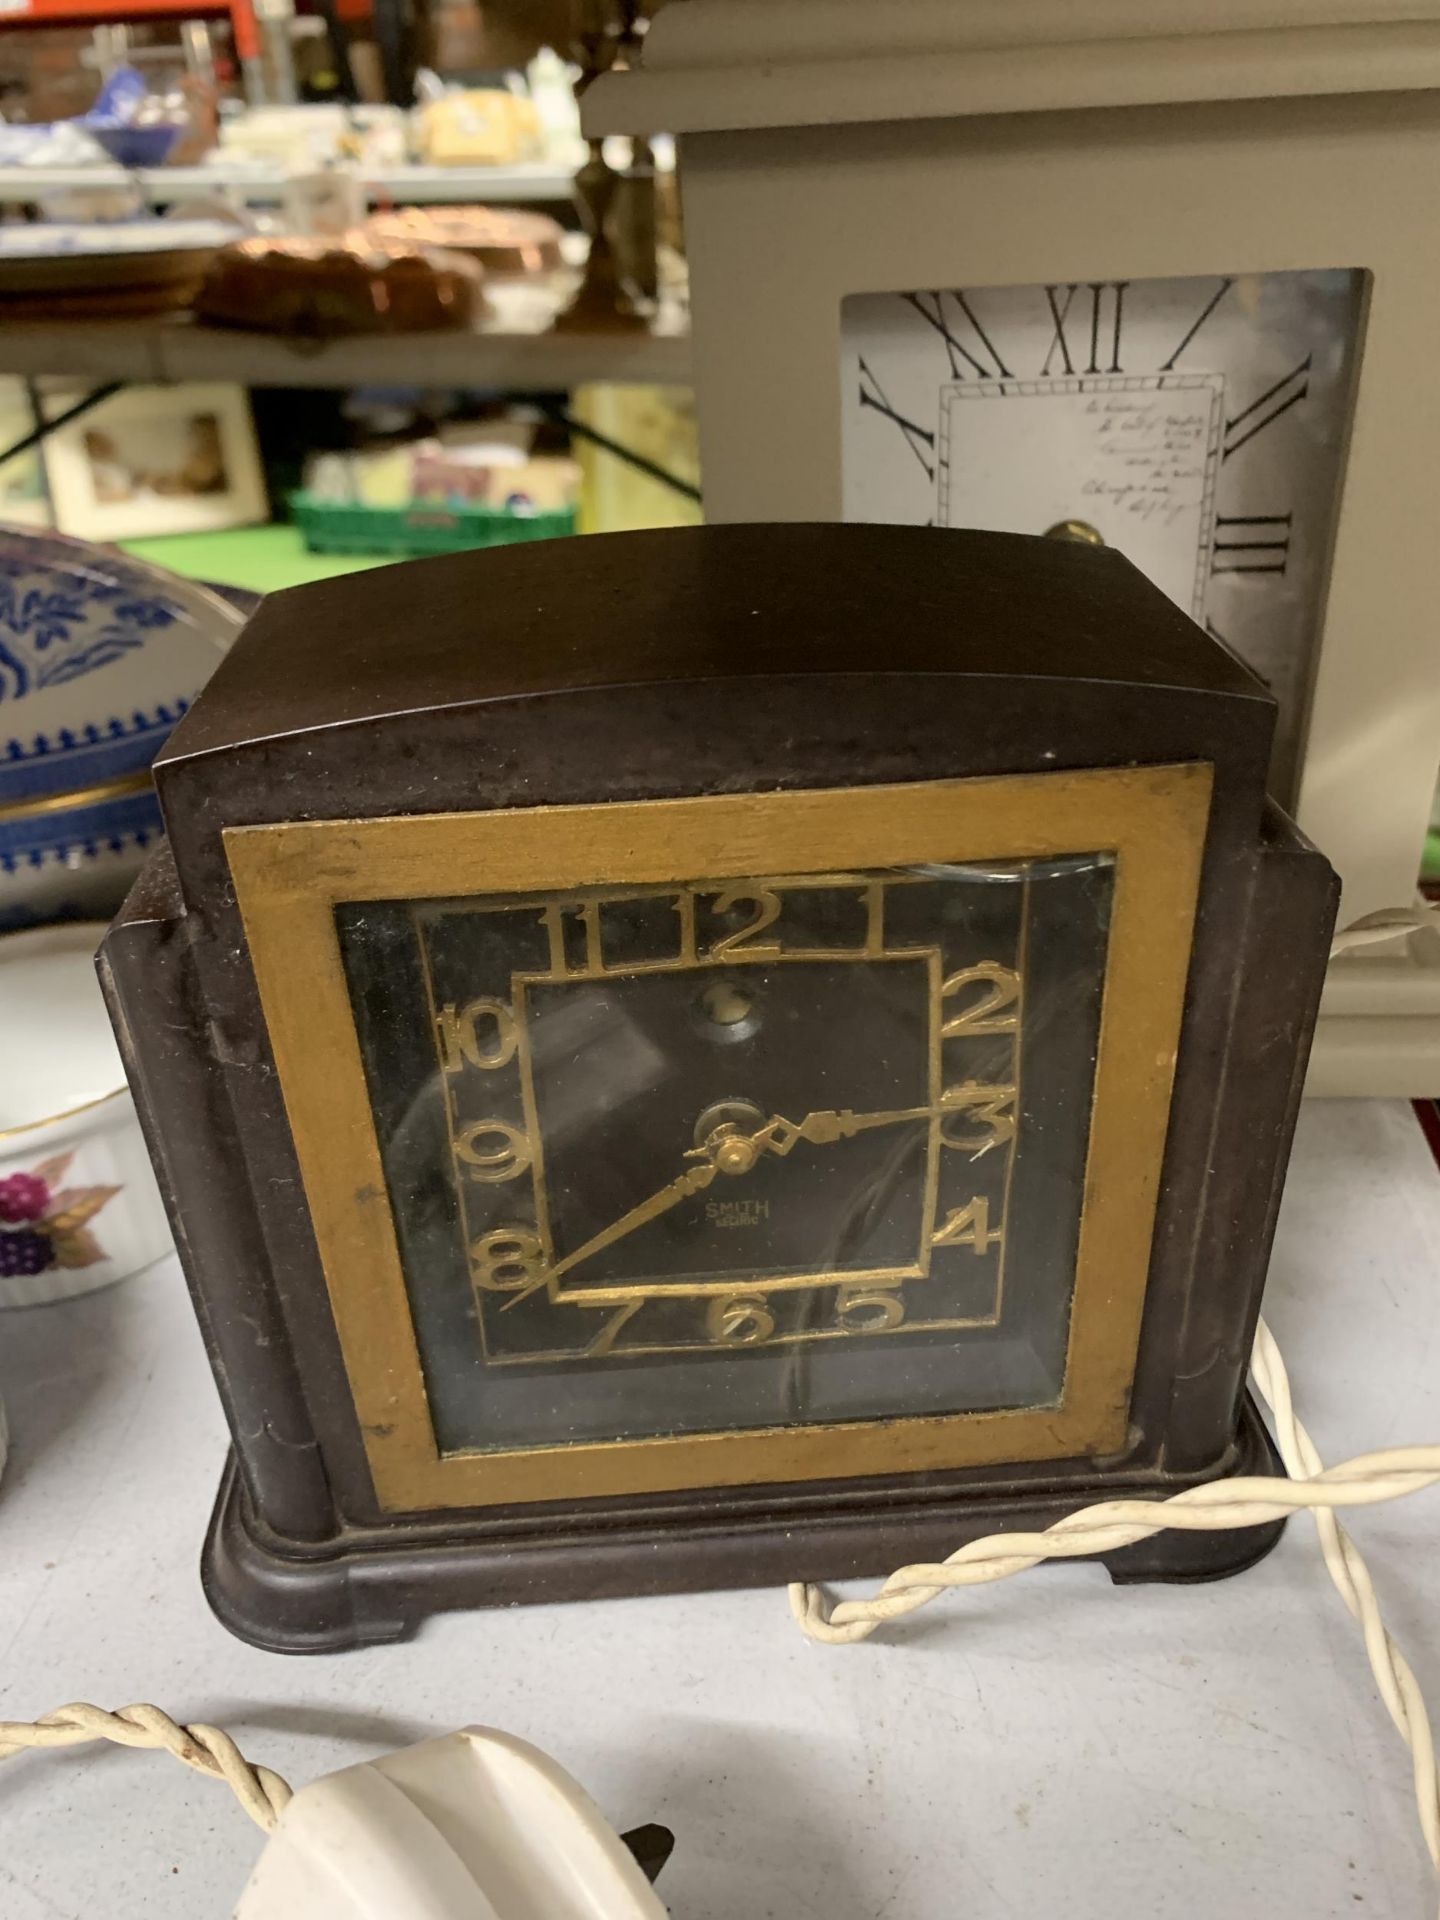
[547,1158,720,1283]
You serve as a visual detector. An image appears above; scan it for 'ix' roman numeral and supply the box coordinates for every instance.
[858,356,935,479]
[1211,513,1293,575]
[1224,357,1311,460]
[903,290,1013,380]
[1042,282,1128,375]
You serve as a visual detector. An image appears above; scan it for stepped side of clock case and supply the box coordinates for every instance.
[98,852,380,1651]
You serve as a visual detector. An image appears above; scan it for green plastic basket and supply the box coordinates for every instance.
[290,491,576,558]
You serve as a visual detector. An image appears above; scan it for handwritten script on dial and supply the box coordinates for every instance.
[1078,389,1219,531]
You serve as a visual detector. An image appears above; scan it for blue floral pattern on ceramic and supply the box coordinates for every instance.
[0,527,242,927]
[0,552,180,699]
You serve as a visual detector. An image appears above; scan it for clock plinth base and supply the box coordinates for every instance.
[200,1397,1285,1655]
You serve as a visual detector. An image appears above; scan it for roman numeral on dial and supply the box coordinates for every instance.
[1211,513,1293,576]
[858,355,935,479]
[903,289,1013,380]
[1160,277,1234,370]
[1042,282,1128,375]
[1224,356,1311,460]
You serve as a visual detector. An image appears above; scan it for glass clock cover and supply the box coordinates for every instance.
[339,855,1111,1456]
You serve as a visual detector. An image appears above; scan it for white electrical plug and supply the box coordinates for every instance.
[233,1727,671,1919]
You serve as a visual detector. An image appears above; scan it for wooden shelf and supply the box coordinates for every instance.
[0,293,691,391]
[0,161,581,208]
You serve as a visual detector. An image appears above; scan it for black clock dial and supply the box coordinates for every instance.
[338,857,1113,1456]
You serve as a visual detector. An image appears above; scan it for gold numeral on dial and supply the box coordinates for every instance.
[939,1083,1017,1153]
[436,997,517,1073]
[706,1293,776,1345]
[672,890,699,966]
[540,899,603,977]
[932,1195,1002,1253]
[708,887,782,960]
[586,1298,643,1356]
[456,1118,533,1182]
[835,1284,906,1332]
[471,1227,548,1293]
[861,880,886,956]
[941,962,1021,1036]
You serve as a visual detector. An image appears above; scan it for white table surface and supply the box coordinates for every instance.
[1,1098,1437,1920]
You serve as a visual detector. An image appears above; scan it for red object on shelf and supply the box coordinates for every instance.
[0,0,259,63]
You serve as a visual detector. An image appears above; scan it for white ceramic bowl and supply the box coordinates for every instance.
[0,922,170,1308]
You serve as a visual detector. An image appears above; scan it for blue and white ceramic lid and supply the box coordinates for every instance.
[0,524,243,809]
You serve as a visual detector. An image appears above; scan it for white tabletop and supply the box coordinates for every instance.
[1,1098,1437,1920]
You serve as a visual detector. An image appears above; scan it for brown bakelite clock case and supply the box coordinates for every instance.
[100,525,1335,1653]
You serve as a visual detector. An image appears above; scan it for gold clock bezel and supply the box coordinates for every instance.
[226,764,1211,1512]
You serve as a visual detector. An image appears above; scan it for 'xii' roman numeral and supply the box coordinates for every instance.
[1224,356,1311,460]
[1211,513,1293,576]
[1042,281,1128,375]
[903,290,1012,379]
[858,356,935,480]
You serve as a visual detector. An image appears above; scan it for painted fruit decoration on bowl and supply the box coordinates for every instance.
[0,1157,122,1281]
[0,921,172,1308]
[1,525,243,930]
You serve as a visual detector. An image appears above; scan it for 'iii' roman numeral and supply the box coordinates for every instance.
[857,356,935,479]
[1042,282,1128,375]
[1160,277,1235,370]
[1211,513,1293,576]
[903,290,1013,380]
[1223,357,1311,460]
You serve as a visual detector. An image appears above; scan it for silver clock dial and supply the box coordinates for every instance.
[841,270,1365,795]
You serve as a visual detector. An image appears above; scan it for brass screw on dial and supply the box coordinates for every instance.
[710,1129,761,1176]
[1044,519,1106,546]
[699,979,755,1026]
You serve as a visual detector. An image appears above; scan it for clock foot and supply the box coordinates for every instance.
[201,1457,413,1655]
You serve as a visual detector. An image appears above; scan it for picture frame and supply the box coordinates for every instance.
[42,381,266,541]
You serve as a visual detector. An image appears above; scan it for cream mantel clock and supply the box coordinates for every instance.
[587,0,1440,1094]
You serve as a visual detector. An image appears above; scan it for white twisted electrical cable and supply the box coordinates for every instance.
[790,1334,1440,1898]
[1329,903,1440,956]
[0,1702,292,1832]
[1250,1318,1439,1872]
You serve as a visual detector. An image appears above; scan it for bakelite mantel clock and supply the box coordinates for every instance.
[101,526,1335,1652]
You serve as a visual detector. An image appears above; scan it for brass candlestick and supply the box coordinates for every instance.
[553,0,648,333]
